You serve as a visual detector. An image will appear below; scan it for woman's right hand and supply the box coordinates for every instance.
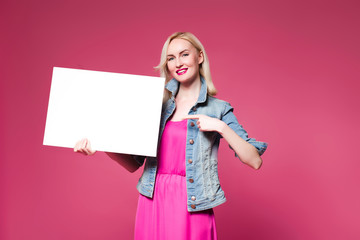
[74,138,96,156]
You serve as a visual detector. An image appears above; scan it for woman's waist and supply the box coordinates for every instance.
[156,171,186,177]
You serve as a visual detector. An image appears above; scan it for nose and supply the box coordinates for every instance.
[175,58,183,68]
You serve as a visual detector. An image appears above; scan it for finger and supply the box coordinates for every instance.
[86,141,96,155]
[74,140,83,152]
[89,149,96,155]
[75,139,88,154]
[83,148,91,155]
[84,148,96,155]
[183,114,201,120]
[75,148,85,154]
[82,138,88,149]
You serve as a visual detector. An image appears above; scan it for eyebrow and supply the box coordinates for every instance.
[167,49,189,57]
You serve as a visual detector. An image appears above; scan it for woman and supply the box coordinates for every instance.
[75,32,268,240]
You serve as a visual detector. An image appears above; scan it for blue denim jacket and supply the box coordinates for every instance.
[134,77,268,212]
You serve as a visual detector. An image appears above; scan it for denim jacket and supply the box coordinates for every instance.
[134,77,268,212]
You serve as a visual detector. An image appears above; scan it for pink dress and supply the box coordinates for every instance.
[134,119,217,240]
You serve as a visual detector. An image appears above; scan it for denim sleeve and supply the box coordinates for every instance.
[221,102,268,156]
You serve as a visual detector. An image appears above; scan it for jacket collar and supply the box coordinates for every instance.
[165,77,208,104]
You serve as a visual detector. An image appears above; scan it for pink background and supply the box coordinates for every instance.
[1,0,359,239]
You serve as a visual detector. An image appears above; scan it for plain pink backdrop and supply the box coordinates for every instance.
[1,0,359,239]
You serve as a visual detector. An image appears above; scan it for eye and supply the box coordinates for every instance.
[167,57,174,61]
[182,53,189,57]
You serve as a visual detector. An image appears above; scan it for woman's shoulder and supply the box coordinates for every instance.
[206,95,232,108]
[201,95,234,117]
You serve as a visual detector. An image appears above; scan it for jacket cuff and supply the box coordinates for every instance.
[230,139,268,158]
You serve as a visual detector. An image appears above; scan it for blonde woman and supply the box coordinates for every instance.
[75,32,268,240]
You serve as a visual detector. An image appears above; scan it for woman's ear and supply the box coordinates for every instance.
[198,51,204,64]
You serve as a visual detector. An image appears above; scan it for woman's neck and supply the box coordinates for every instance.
[176,75,201,102]
[170,76,201,121]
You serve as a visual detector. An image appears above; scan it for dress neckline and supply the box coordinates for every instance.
[168,119,187,123]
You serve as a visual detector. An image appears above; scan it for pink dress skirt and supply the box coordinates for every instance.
[134,119,217,240]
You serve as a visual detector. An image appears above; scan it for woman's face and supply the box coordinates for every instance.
[166,38,203,84]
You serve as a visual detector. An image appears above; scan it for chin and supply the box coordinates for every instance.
[174,74,198,83]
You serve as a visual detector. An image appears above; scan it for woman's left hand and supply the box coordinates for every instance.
[183,114,226,133]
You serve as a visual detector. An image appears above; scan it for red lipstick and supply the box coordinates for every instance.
[176,68,188,75]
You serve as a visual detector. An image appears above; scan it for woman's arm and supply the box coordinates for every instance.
[74,138,142,173]
[183,115,262,170]
[218,123,262,169]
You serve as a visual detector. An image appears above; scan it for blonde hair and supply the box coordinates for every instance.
[155,32,217,98]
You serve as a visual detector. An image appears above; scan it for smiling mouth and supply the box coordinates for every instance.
[176,68,188,75]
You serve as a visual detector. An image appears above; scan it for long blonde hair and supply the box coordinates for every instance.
[155,32,217,98]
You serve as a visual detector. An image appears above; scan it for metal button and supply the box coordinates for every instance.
[188,159,193,164]
[191,196,196,201]
[191,204,196,209]
[190,122,195,127]
[189,139,194,145]
[189,178,194,183]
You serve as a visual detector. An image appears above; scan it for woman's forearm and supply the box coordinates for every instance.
[105,152,141,173]
[218,123,262,170]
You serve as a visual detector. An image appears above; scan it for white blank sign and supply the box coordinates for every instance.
[43,67,165,157]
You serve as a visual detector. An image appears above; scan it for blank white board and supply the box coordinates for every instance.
[43,67,165,157]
